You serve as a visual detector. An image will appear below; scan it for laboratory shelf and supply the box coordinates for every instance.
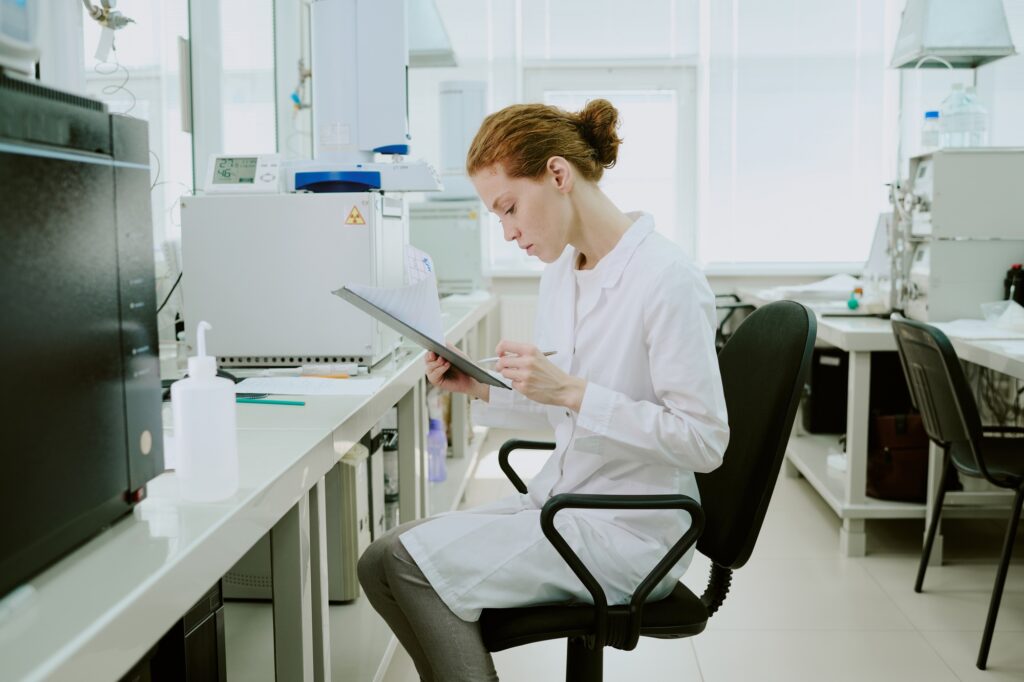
[429,425,489,517]
[785,432,926,520]
[786,431,1014,522]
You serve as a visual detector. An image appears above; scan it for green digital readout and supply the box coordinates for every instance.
[213,157,258,184]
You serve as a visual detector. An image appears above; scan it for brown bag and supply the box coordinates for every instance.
[866,413,930,503]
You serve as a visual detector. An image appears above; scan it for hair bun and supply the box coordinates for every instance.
[576,99,622,169]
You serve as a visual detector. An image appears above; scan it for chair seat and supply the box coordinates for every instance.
[951,437,1024,488]
[480,582,709,653]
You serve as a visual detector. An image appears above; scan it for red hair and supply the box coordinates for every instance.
[466,99,622,182]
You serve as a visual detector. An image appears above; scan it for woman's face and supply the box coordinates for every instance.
[470,161,572,264]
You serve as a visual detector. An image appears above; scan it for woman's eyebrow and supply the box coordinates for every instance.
[490,194,510,211]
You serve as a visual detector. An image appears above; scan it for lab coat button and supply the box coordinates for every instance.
[565,410,570,417]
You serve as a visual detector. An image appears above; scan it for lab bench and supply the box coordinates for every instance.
[0,294,498,682]
[739,290,1024,561]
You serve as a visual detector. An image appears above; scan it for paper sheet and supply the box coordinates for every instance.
[771,274,862,299]
[405,246,436,284]
[235,376,387,396]
[345,249,447,345]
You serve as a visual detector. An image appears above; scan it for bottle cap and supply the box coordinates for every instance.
[188,321,217,378]
[924,111,939,119]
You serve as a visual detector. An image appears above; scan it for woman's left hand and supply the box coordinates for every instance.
[494,340,586,411]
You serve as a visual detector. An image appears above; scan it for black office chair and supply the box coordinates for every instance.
[479,300,816,681]
[714,293,756,353]
[891,316,1024,671]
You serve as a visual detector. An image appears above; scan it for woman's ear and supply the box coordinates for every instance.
[546,156,574,193]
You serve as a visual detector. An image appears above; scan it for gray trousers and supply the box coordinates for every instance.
[357,519,499,682]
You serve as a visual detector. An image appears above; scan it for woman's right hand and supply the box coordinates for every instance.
[425,348,483,398]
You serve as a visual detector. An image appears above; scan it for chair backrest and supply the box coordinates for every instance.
[890,316,988,477]
[696,300,815,570]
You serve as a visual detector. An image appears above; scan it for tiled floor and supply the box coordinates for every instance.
[383,429,1024,682]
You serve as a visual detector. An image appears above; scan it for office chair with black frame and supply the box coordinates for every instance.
[891,315,1024,671]
[714,293,756,353]
[479,300,816,681]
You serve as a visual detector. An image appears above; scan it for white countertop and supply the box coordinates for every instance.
[0,294,496,682]
[951,337,1024,381]
[736,287,897,352]
[737,288,1024,372]
[815,316,897,352]
[0,429,335,682]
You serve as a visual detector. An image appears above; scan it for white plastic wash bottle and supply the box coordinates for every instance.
[171,321,239,502]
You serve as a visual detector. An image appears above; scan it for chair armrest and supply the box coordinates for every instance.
[498,439,556,494]
[540,493,705,650]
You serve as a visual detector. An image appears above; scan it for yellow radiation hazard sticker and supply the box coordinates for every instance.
[345,206,366,225]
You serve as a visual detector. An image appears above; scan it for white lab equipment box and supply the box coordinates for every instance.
[909,149,1024,239]
[433,80,486,200]
[906,240,1024,321]
[180,192,406,366]
[325,444,373,602]
[410,200,488,294]
[899,149,1024,321]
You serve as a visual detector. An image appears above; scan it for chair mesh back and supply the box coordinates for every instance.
[891,318,984,472]
[696,301,815,570]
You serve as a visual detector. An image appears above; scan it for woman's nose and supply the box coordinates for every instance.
[502,222,519,242]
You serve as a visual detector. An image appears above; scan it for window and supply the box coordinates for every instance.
[488,65,695,273]
[699,0,898,268]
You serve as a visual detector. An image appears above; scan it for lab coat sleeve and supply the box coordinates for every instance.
[471,374,553,431]
[574,263,729,472]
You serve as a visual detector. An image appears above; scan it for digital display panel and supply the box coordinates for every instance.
[212,157,258,184]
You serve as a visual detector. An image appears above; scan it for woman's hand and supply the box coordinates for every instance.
[425,344,488,401]
[495,341,586,410]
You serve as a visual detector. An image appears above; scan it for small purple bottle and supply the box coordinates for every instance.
[427,418,448,483]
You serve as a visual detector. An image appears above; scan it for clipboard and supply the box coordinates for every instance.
[332,286,511,390]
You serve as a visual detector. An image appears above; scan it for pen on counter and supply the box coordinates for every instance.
[236,398,306,406]
[478,350,557,364]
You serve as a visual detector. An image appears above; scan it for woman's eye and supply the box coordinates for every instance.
[505,204,516,216]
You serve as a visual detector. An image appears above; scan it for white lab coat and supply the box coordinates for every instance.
[400,212,729,622]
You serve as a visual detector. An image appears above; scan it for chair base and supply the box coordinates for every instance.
[567,637,603,682]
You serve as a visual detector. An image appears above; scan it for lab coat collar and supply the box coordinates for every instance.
[572,212,656,291]
[570,212,656,331]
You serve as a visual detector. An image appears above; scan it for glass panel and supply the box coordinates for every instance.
[82,2,192,342]
[83,2,192,246]
[187,0,277,189]
[218,0,276,154]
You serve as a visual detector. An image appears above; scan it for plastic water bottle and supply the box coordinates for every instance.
[171,321,239,502]
[963,86,989,147]
[939,84,969,148]
[427,418,447,483]
[921,110,940,151]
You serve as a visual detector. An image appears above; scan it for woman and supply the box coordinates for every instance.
[357,99,729,681]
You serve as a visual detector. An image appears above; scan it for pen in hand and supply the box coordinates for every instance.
[478,350,557,364]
